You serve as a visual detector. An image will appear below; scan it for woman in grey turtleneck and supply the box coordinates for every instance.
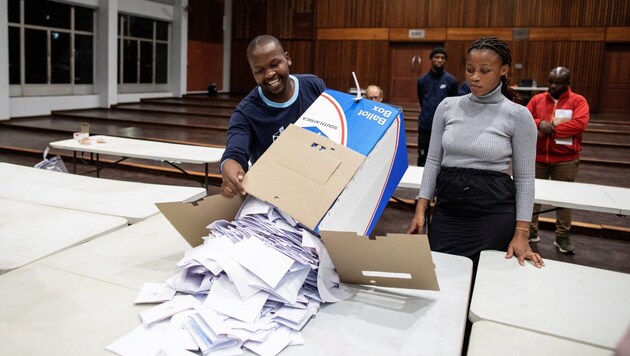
[407,37,544,269]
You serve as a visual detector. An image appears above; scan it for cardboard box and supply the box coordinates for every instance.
[156,90,438,291]
[245,90,408,236]
[156,195,439,291]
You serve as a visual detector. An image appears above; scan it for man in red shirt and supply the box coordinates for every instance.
[527,67,590,254]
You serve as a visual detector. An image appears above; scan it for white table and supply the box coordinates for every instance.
[534,178,620,214]
[0,263,149,356]
[0,198,127,274]
[398,165,628,215]
[467,320,611,356]
[37,213,192,289]
[469,250,630,350]
[5,213,473,356]
[50,135,225,192]
[0,163,206,223]
[602,185,630,215]
[285,252,473,356]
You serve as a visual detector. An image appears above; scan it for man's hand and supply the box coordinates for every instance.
[220,159,246,198]
[538,120,554,136]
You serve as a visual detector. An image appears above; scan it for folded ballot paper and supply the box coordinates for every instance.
[107,196,352,356]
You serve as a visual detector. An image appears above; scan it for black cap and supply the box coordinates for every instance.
[430,47,448,60]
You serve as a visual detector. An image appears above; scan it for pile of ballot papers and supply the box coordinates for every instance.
[106,196,352,356]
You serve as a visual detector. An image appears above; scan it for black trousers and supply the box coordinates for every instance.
[417,130,431,167]
[428,166,517,267]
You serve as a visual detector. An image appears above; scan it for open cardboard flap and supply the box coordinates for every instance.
[242,124,365,231]
[156,194,245,247]
[320,231,440,291]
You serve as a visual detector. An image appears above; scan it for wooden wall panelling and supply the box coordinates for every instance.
[314,40,390,95]
[317,28,389,40]
[229,40,255,94]
[353,41,391,96]
[446,28,514,41]
[314,41,358,91]
[605,0,630,26]
[446,0,516,27]
[514,0,628,27]
[384,0,433,28]
[521,41,604,111]
[316,0,354,28]
[188,0,224,42]
[442,41,472,85]
[316,0,387,28]
[282,40,316,74]
[606,27,630,42]
[528,27,606,41]
[232,0,267,40]
[268,0,315,39]
[599,44,630,115]
[353,0,388,28]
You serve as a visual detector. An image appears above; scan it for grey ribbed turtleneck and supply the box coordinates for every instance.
[418,84,537,221]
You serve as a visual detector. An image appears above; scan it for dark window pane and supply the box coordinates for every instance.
[140,41,153,83]
[8,0,20,23]
[155,43,168,84]
[130,16,153,39]
[75,35,93,84]
[75,6,94,32]
[156,21,169,41]
[25,29,47,84]
[123,39,138,83]
[25,0,71,29]
[51,31,70,83]
[9,27,21,84]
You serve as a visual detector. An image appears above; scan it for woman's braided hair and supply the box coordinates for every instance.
[468,36,520,103]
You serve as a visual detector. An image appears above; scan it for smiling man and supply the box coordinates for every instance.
[416,47,458,166]
[220,35,326,198]
[527,67,590,254]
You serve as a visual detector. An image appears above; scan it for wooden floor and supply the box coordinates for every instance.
[1,93,629,274]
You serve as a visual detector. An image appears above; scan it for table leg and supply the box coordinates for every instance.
[96,153,100,178]
[73,151,77,174]
[205,163,209,194]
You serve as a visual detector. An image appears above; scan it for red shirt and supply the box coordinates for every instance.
[526,88,590,164]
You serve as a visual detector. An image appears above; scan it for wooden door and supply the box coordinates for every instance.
[389,43,436,106]
[599,44,630,116]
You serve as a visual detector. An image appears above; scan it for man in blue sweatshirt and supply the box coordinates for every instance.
[416,47,458,166]
[220,35,326,198]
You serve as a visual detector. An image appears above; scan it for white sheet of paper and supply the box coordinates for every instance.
[106,320,198,356]
[204,275,269,324]
[555,136,573,145]
[233,236,294,289]
[135,282,177,304]
[243,325,297,356]
[138,295,201,326]
[207,235,262,299]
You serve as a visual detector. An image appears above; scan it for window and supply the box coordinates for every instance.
[8,0,95,96]
[118,14,170,92]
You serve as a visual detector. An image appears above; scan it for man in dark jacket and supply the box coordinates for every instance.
[416,47,458,166]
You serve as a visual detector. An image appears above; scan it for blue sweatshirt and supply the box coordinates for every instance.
[417,70,458,130]
[221,74,326,171]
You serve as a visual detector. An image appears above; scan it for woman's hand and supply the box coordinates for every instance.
[407,199,430,234]
[506,228,544,268]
